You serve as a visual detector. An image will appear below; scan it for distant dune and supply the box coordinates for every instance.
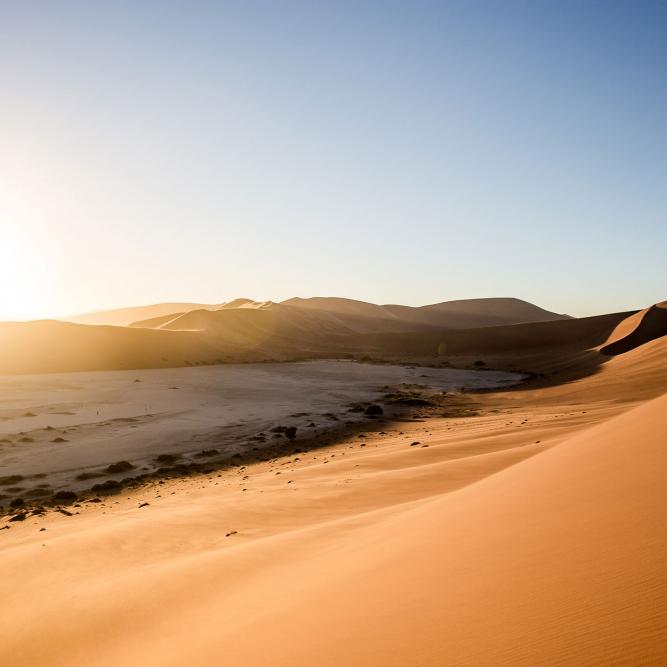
[0,320,221,375]
[283,296,404,320]
[135,302,438,336]
[66,302,214,327]
[349,310,637,358]
[2,299,666,376]
[283,295,569,329]
[69,295,569,328]
[215,298,271,310]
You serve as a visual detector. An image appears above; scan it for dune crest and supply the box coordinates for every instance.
[600,301,667,355]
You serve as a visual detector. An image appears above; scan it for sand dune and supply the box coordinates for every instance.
[284,295,569,329]
[70,295,570,329]
[283,296,404,320]
[0,320,220,375]
[66,302,214,327]
[384,295,570,328]
[153,303,435,336]
[601,301,667,355]
[206,391,667,666]
[217,299,277,310]
[340,309,635,359]
[3,302,664,376]
[0,318,665,665]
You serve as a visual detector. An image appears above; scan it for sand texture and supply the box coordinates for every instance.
[0,305,665,665]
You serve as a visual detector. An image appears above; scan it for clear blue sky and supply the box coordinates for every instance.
[1,0,665,319]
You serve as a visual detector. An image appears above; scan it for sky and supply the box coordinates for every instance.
[1,0,665,320]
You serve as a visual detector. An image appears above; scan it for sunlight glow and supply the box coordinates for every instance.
[0,232,47,321]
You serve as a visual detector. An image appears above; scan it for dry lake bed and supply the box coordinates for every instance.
[0,360,523,501]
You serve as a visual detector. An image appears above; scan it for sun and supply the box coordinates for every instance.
[0,231,48,321]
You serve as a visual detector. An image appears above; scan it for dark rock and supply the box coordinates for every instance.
[52,490,78,502]
[75,471,102,481]
[9,514,26,522]
[364,404,384,416]
[156,453,178,464]
[106,461,135,474]
[90,479,122,493]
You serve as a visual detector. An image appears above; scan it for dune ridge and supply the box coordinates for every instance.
[66,295,570,329]
[3,301,666,376]
[600,301,667,355]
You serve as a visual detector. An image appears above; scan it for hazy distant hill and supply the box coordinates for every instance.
[283,296,570,329]
[383,297,570,329]
[70,295,570,329]
[67,298,281,326]
[2,299,666,375]
[0,295,590,375]
[66,302,214,327]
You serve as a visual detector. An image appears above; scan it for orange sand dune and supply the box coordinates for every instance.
[600,301,667,355]
[0,320,220,375]
[154,302,430,335]
[284,295,569,329]
[74,295,569,330]
[0,331,665,665]
[1,302,663,377]
[216,393,667,666]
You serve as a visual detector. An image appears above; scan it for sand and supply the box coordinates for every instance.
[0,309,665,665]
